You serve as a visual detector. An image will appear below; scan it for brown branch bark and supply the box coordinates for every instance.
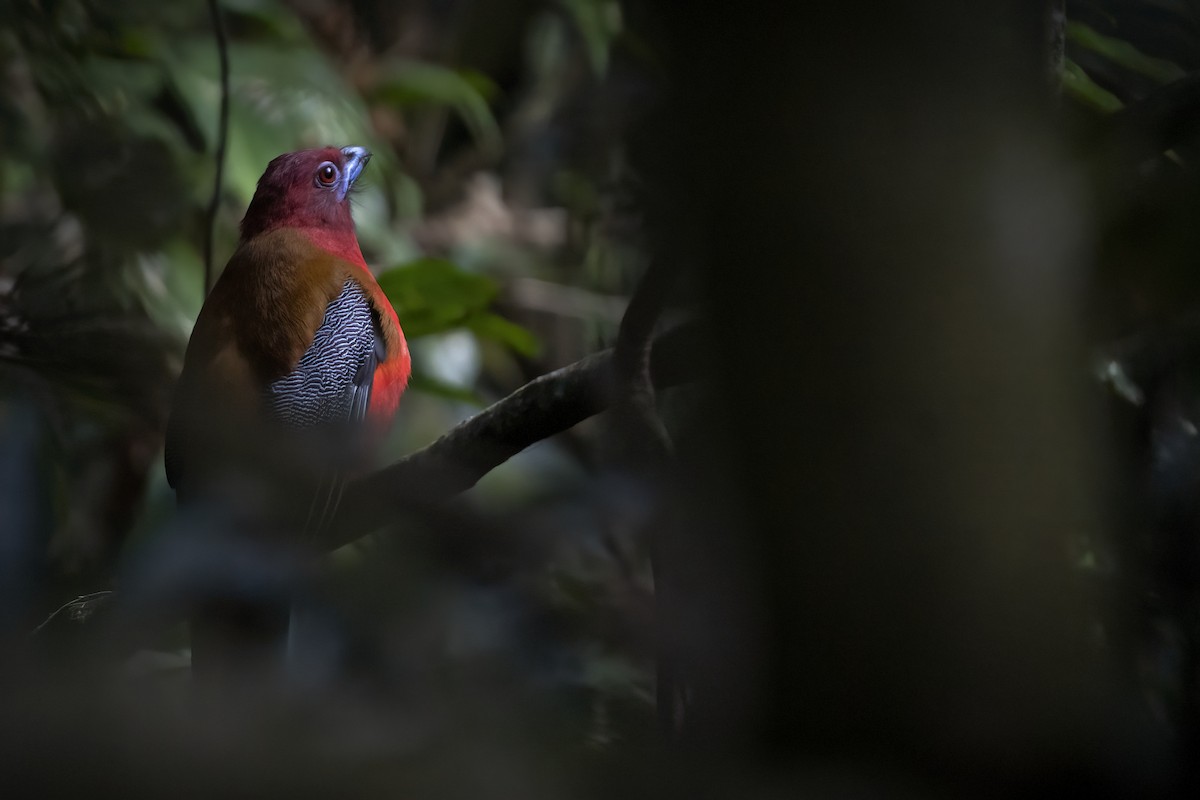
[613,260,679,439]
[609,260,682,733]
[325,320,702,550]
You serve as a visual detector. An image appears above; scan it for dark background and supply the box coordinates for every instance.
[3,0,1200,795]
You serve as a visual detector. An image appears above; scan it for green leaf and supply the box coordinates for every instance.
[377,258,540,356]
[1063,59,1124,114]
[467,313,541,357]
[377,257,498,337]
[1067,21,1186,84]
[372,61,502,156]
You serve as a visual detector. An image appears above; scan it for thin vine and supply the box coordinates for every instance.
[203,0,231,296]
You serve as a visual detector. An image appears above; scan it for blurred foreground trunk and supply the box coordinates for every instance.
[645,1,1154,790]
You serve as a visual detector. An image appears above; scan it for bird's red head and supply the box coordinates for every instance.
[239,146,372,257]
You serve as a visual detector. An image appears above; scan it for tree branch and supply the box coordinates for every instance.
[326,320,703,550]
[611,259,683,734]
[613,259,679,455]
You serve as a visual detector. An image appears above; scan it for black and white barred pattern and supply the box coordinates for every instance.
[266,279,380,428]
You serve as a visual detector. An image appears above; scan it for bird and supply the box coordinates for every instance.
[164,145,410,687]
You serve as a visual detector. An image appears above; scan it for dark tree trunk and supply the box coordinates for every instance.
[640,0,1150,791]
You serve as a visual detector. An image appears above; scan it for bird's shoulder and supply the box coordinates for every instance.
[340,264,408,378]
[204,228,363,380]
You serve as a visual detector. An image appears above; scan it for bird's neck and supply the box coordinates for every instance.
[291,226,368,269]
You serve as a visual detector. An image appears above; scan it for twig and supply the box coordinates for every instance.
[31,591,114,637]
[203,0,231,296]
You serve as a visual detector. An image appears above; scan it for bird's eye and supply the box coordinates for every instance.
[315,162,339,187]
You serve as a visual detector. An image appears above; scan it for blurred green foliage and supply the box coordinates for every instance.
[2,0,653,753]
[379,257,540,356]
[1064,0,1196,114]
[1064,57,1126,111]
[1069,20,1186,84]
[372,61,503,157]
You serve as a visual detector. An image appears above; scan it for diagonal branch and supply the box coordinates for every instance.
[43,328,702,649]
[326,320,702,550]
